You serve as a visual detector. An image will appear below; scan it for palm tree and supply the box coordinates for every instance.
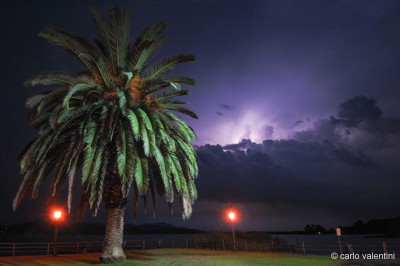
[13,7,198,263]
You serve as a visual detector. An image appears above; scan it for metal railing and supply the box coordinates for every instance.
[0,241,103,256]
[0,238,399,257]
[186,238,400,255]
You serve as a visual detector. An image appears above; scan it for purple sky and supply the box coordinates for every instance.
[1,0,400,231]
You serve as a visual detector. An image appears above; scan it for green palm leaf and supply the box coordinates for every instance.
[126,110,140,140]
[24,72,76,87]
[108,7,130,71]
[143,54,196,79]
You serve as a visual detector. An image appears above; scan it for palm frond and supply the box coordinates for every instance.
[136,20,167,44]
[151,89,189,102]
[81,122,97,184]
[31,158,57,198]
[121,121,136,196]
[89,147,109,215]
[140,123,150,156]
[126,109,140,140]
[26,94,47,110]
[40,27,114,88]
[159,111,196,141]
[108,7,130,71]
[161,104,198,119]
[63,82,96,108]
[116,121,127,185]
[135,156,149,195]
[163,76,196,86]
[67,147,81,213]
[126,21,167,70]
[101,106,118,144]
[29,88,68,117]
[91,8,113,59]
[135,36,168,73]
[13,169,37,211]
[24,72,76,87]
[137,108,153,131]
[135,78,169,95]
[142,54,196,79]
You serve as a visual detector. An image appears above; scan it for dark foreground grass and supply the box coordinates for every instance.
[0,248,346,265]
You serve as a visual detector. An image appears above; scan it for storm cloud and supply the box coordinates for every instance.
[194,96,400,228]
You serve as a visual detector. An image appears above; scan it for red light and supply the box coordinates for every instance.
[53,211,62,220]
[225,208,239,223]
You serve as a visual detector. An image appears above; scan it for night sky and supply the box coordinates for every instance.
[1,0,400,231]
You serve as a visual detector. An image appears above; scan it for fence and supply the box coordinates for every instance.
[0,238,399,257]
[0,241,103,256]
[0,239,180,256]
[186,239,400,255]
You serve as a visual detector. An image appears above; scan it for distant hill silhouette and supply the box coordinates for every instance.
[297,217,400,236]
[340,217,400,237]
[0,221,204,235]
[269,217,400,236]
[3,216,399,236]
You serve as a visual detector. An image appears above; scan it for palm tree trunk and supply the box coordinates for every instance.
[100,168,127,263]
[100,206,126,263]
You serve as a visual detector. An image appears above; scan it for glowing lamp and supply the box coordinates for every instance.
[226,209,238,252]
[228,211,236,221]
[53,211,62,220]
[52,209,63,256]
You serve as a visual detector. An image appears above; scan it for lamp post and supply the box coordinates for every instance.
[228,211,236,252]
[52,210,62,256]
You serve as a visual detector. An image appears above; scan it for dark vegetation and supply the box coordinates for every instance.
[304,224,330,234]
[341,217,400,237]
[299,217,400,237]
[189,231,294,253]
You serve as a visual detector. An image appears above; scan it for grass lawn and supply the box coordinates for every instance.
[0,248,346,265]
